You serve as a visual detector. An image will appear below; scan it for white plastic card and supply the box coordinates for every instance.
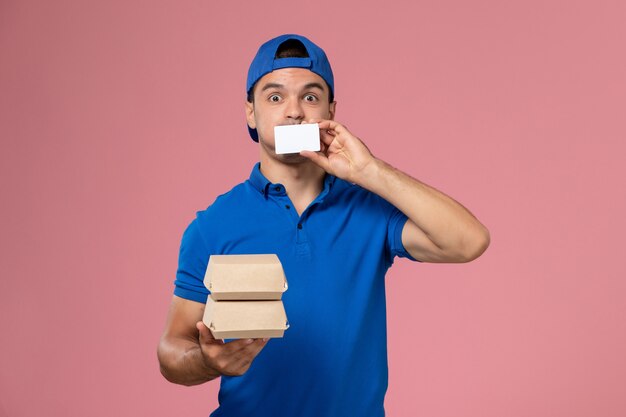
[274,123,320,154]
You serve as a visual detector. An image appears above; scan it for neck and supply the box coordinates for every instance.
[259,152,326,212]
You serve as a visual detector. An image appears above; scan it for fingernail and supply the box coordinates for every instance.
[246,338,254,344]
[263,338,269,342]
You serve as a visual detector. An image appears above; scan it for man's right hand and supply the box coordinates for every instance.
[157,296,269,386]
[195,321,269,377]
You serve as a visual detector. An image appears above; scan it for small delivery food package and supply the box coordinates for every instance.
[202,254,289,339]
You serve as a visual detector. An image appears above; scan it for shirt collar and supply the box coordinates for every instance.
[248,162,272,197]
[248,162,337,199]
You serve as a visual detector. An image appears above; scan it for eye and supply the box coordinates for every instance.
[269,94,281,103]
[304,94,318,102]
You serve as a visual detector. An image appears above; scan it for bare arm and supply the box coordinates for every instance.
[157,295,268,386]
[301,119,490,263]
[365,158,490,263]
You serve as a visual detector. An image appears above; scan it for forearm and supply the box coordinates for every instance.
[157,336,220,386]
[358,158,490,259]
[301,118,489,261]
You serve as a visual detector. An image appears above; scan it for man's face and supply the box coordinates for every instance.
[246,67,336,163]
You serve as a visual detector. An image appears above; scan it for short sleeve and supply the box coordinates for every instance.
[377,196,421,264]
[387,207,420,262]
[173,218,210,303]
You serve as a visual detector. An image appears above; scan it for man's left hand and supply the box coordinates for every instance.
[299,119,376,184]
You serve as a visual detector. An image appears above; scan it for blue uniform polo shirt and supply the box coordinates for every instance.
[174,162,418,417]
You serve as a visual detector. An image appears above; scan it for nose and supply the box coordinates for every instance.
[285,98,304,121]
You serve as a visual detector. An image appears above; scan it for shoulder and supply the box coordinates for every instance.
[191,178,266,238]
[331,177,393,214]
[196,180,255,219]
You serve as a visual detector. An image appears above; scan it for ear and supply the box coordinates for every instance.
[245,100,256,129]
[328,101,337,121]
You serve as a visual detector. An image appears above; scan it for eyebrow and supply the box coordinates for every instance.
[261,83,285,92]
[303,82,325,92]
[260,82,326,93]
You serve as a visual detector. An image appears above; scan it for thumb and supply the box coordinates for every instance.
[196,321,224,345]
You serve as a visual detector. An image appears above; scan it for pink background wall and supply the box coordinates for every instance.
[1,1,625,416]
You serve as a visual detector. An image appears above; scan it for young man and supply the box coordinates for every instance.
[158,34,490,417]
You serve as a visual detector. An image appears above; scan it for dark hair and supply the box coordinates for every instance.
[246,39,334,103]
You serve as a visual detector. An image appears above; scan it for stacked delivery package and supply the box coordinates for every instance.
[202,254,289,339]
